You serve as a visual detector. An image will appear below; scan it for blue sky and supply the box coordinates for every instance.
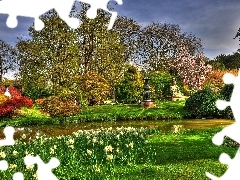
[0,0,240,61]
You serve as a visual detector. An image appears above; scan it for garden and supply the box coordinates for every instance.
[0,68,237,179]
[0,5,239,180]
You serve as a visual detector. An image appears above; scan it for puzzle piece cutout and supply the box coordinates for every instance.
[0,0,123,30]
[206,70,240,179]
[206,150,240,180]
[0,126,24,180]
[0,160,8,171]
[0,126,60,180]
[24,155,60,180]
[0,126,20,179]
[0,126,15,173]
[0,126,15,146]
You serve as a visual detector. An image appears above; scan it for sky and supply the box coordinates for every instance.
[1,0,240,78]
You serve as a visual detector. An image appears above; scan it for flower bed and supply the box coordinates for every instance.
[0,127,150,179]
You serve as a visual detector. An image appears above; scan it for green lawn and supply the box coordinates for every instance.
[0,100,187,127]
[0,127,236,179]
[0,100,235,179]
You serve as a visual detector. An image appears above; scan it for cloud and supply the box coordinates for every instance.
[116,0,240,59]
[1,0,240,60]
[0,15,34,45]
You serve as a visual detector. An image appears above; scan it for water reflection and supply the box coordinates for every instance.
[0,119,234,140]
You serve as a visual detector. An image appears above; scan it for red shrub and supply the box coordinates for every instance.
[8,86,22,98]
[0,96,33,117]
[1,97,33,109]
[0,106,14,117]
[0,86,34,117]
[0,86,6,94]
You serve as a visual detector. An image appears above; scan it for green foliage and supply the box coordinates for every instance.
[184,88,221,118]
[22,85,52,100]
[148,71,172,100]
[218,84,234,119]
[79,71,111,105]
[220,84,234,101]
[115,65,143,103]
[40,96,81,118]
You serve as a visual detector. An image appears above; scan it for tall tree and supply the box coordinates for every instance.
[136,22,203,71]
[17,5,128,100]
[0,39,17,84]
[75,4,128,98]
[17,10,80,95]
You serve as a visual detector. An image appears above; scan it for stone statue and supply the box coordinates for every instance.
[170,78,188,101]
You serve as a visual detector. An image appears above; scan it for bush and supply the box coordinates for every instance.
[0,94,9,105]
[79,71,111,105]
[218,84,234,119]
[0,86,34,118]
[148,71,172,100]
[0,85,6,94]
[0,96,33,117]
[0,106,15,117]
[204,69,238,92]
[220,84,234,101]
[35,98,47,106]
[22,86,52,100]
[184,88,221,118]
[40,96,81,118]
[8,86,22,98]
[115,65,143,104]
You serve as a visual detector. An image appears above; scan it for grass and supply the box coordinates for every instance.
[0,127,236,179]
[0,100,187,127]
[0,100,235,179]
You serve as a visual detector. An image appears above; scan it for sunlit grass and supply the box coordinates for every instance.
[0,127,237,179]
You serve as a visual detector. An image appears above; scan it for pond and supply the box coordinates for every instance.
[0,119,234,140]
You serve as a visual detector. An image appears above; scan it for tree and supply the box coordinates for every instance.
[115,65,143,103]
[17,5,128,101]
[170,45,212,91]
[0,39,17,84]
[17,10,81,97]
[78,71,110,105]
[208,50,240,70]
[136,22,203,71]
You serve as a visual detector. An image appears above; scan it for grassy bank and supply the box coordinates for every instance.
[0,100,187,127]
[0,127,236,179]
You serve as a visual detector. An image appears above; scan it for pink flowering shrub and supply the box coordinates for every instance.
[171,45,212,91]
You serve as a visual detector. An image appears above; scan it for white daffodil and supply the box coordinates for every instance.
[9,164,17,169]
[0,151,6,158]
[129,142,134,149]
[87,149,92,156]
[13,150,18,156]
[106,154,113,162]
